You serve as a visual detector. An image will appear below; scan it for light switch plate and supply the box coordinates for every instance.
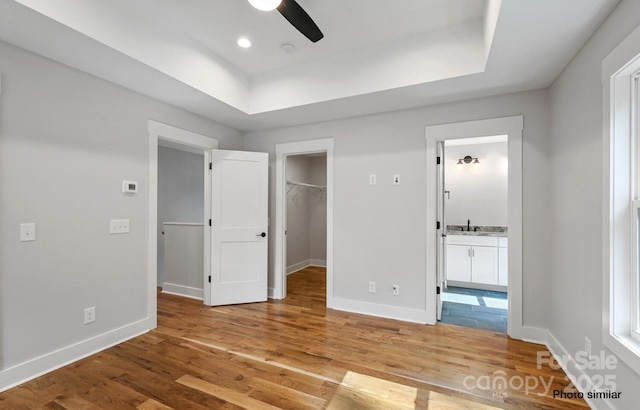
[110,219,130,234]
[369,174,377,185]
[393,174,401,185]
[368,281,376,293]
[20,223,36,242]
[84,306,96,324]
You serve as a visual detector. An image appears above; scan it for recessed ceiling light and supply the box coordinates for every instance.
[248,0,282,11]
[281,43,295,54]
[237,37,252,48]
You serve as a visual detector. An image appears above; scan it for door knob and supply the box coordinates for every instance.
[257,232,266,238]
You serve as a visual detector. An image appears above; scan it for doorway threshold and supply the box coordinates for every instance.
[440,287,507,333]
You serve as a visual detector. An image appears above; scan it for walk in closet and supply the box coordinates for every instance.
[285,154,327,275]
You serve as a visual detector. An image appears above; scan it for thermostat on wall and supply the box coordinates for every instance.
[122,180,138,194]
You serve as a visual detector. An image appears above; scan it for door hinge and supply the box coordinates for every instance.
[208,276,211,283]
[437,156,441,165]
[437,286,441,295]
[436,221,441,230]
[209,162,212,170]
[209,219,212,226]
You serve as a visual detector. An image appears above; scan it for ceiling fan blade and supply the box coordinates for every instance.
[277,0,324,43]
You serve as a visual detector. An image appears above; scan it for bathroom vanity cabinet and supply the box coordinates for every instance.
[446,235,508,287]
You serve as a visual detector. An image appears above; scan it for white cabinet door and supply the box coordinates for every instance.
[498,247,508,286]
[471,246,499,284]
[210,150,268,306]
[446,245,471,282]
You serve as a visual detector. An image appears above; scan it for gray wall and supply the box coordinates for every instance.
[286,155,311,268]
[445,142,508,227]
[0,40,242,371]
[548,0,640,407]
[244,88,550,326]
[309,157,327,262]
[157,146,204,286]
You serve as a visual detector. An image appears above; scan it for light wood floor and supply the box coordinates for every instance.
[0,267,586,409]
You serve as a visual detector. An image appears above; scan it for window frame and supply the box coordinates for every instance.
[632,75,640,344]
[602,25,640,376]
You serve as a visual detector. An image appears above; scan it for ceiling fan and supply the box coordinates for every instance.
[248,0,324,43]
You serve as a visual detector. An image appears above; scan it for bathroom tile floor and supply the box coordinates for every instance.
[440,286,508,333]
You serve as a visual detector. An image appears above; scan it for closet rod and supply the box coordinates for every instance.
[286,180,326,190]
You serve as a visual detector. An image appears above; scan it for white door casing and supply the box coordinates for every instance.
[425,116,532,340]
[210,150,269,306]
[436,141,446,320]
[274,138,334,304]
[148,120,219,326]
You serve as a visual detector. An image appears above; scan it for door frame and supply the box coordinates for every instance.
[274,138,334,306]
[436,140,446,320]
[147,120,219,327]
[425,116,526,339]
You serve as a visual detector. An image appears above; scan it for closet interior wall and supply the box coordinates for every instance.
[286,155,327,274]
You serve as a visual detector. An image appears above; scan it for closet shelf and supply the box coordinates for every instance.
[286,180,326,190]
[286,180,327,196]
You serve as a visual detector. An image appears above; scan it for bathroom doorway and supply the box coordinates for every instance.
[439,135,509,333]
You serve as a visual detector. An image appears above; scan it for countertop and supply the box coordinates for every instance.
[446,225,508,237]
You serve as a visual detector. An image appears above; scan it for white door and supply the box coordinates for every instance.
[209,150,269,306]
[436,141,446,320]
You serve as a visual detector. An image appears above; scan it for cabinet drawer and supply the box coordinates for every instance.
[498,237,508,248]
[447,235,498,247]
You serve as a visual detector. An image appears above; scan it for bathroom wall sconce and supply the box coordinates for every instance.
[457,155,480,171]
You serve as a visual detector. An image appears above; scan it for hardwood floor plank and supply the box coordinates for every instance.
[176,374,282,410]
[136,398,174,409]
[52,395,103,410]
[0,267,588,409]
[247,377,327,409]
[427,391,500,410]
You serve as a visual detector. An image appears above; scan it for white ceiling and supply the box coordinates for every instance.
[0,0,620,131]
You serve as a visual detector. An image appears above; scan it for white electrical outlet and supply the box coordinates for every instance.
[393,174,401,185]
[84,306,96,324]
[110,219,130,234]
[585,336,592,356]
[392,285,400,296]
[369,281,376,293]
[369,174,377,185]
[20,223,36,242]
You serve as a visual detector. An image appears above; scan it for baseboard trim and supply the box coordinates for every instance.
[310,259,326,268]
[545,331,611,410]
[287,260,310,275]
[161,283,204,300]
[287,259,327,275]
[0,318,152,393]
[511,325,548,345]
[331,297,429,324]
